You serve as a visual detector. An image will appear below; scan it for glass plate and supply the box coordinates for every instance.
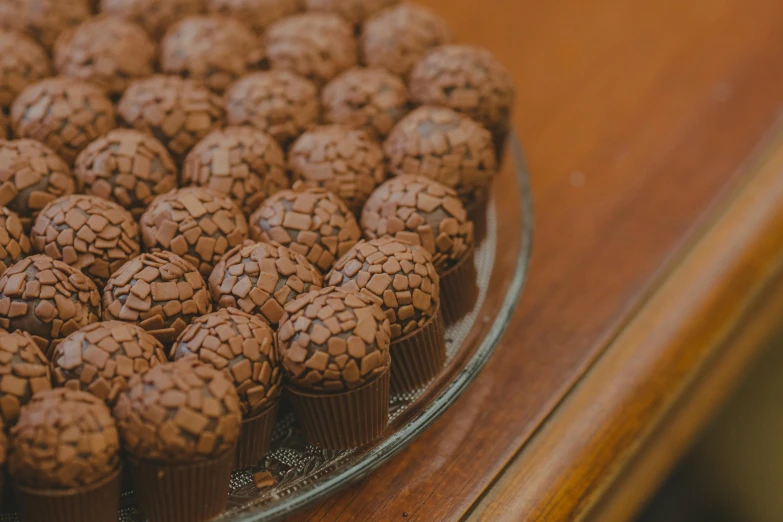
[0,135,533,522]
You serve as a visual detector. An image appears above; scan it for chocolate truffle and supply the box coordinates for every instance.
[289,125,385,215]
[161,15,264,94]
[74,129,178,219]
[0,208,32,275]
[0,0,90,51]
[278,286,391,391]
[383,106,497,206]
[102,251,213,344]
[204,0,300,34]
[224,71,319,150]
[31,195,140,285]
[100,0,203,38]
[141,187,250,277]
[0,330,52,427]
[249,184,362,273]
[53,16,156,98]
[0,255,101,356]
[182,126,289,215]
[208,241,323,327]
[361,2,451,77]
[0,29,53,114]
[362,175,472,271]
[304,0,397,25]
[409,45,516,152]
[117,75,225,162]
[0,139,76,231]
[10,77,116,165]
[9,388,120,489]
[322,67,409,139]
[266,13,358,87]
[113,358,241,461]
[171,308,281,416]
[327,237,438,338]
[51,321,167,405]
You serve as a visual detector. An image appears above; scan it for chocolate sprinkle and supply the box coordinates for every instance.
[103,251,212,345]
[141,187,250,277]
[277,287,391,391]
[327,237,439,339]
[113,358,242,461]
[208,241,323,327]
[171,307,281,417]
[362,175,473,271]
[100,0,204,38]
[0,0,90,51]
[249,183,362,273]
[31,194,141,286]
[0,207,32,276]
[0,330,52,428]
[51,321,167,405]
[0,255,101,357]
[0,29,53,114]
[9,388,120,489]
[204,0,300,34]
[182,126,290,215]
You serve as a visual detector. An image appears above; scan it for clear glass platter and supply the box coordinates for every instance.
[0,135,533,522]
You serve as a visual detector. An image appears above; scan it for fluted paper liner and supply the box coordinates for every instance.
[235,400,279,469]
[389,307,446,393]
[287,367,390,450]
[128,447,235,522]
[441,245,479,327]
[14,466,121,522]
[467,191,490,244]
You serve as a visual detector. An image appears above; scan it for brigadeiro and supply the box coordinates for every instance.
[208,241,323,327]
[171,308,281,468]
[289,125,386,215]
[204,0,300,34]
[266,13,358,87]
[249,183,362,273]
[322,67,410,140]
[0,0,90,51]
[0,139,76,232]
[182,126,289,215]
[113,358,241,522]
[0,330,52,428]
[0,30,53,114]
[327,237,443,392]
[117,75,225,163]
[383,105,496,240]
[0,208,32,275]
[74,129,178,220]
[53,16,156,99]
[224,71,320,150]
[361,2,451,78]
[31,195,140,286]
[51,321,167,405]
[103,251,212,345]
[362,175,476,325]
[100,0,204,38]
[10,389,121,522]
[278,287,391,449]
[141,187,249,277]
[0,255,101,357]
[161,15,265,94]
[409,44,516,160]
[10,77,116,165]
[304,0,398,25]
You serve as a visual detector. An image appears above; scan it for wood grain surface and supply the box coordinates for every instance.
[294,0,783,520]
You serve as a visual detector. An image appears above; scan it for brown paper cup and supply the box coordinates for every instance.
[287,367,390,450]
[14,466,121,522]
[467,191,490,245]
[389,307,446,393]
[235,400,280,469]
[128,447,235,522]
[440,245,479,327]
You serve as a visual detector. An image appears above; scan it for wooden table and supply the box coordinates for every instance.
[295,1,783,520]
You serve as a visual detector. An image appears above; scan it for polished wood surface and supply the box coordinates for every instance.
[294,1,783,520]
